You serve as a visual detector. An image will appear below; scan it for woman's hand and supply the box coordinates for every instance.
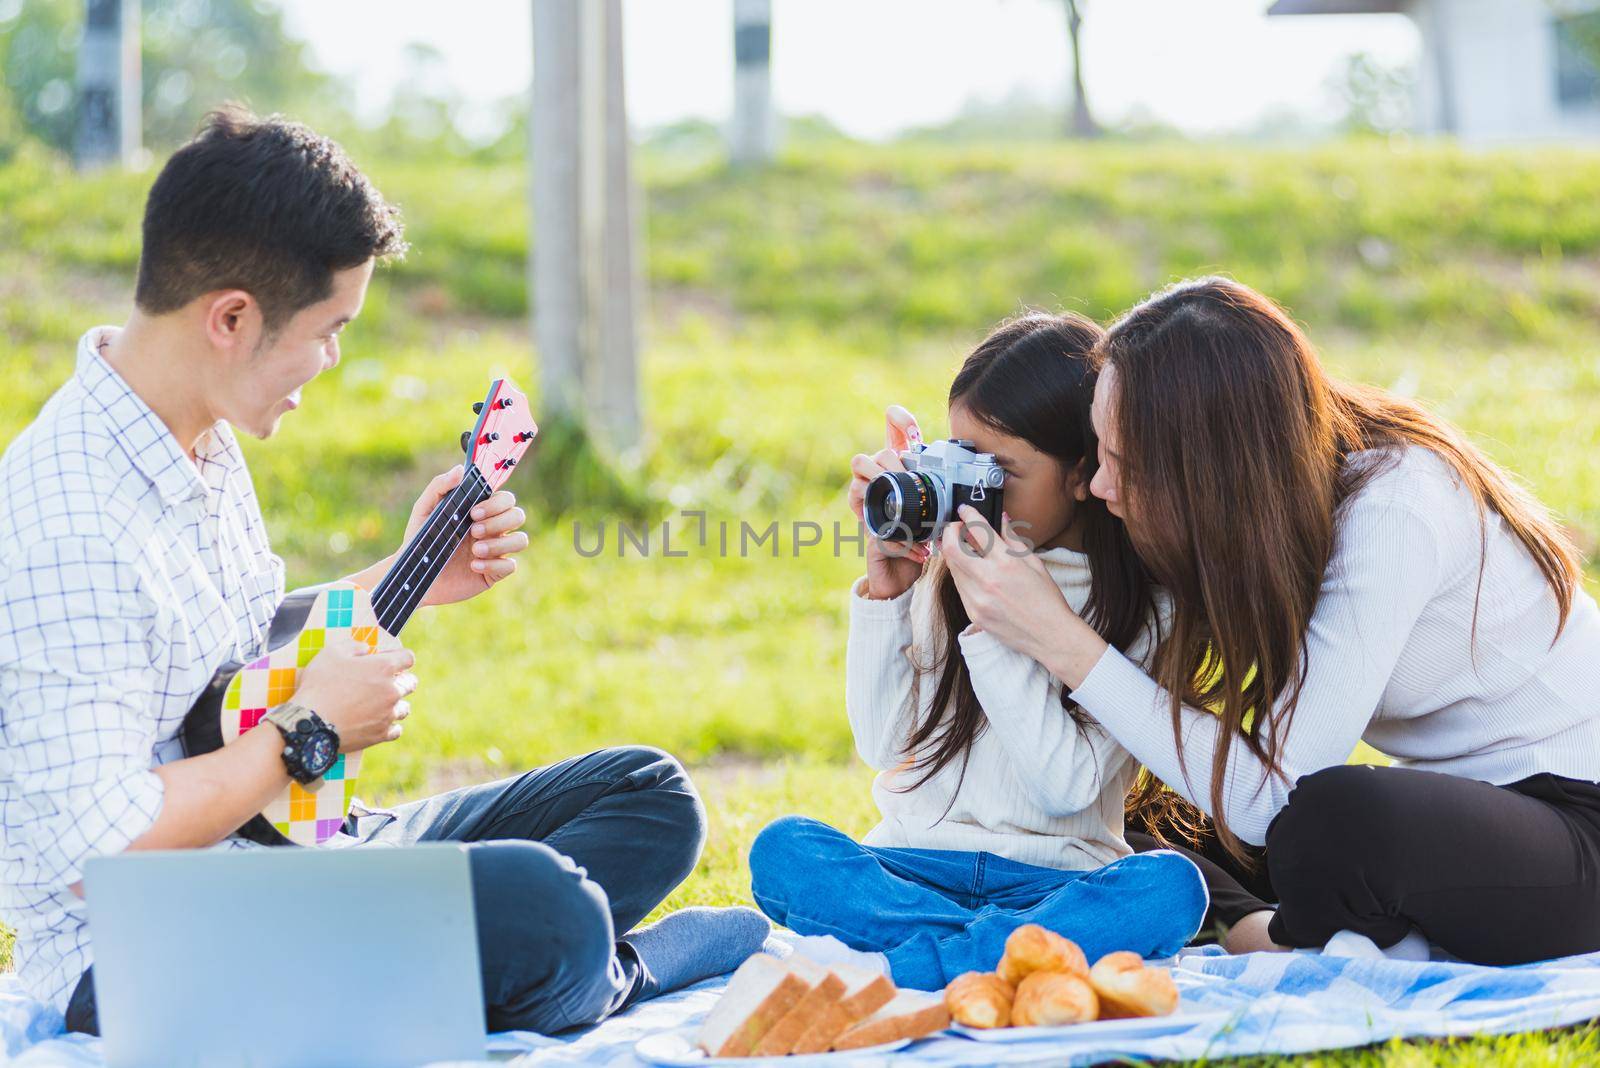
[849,405,930,601]
[940,505,1109,687]
[398,466,530,608]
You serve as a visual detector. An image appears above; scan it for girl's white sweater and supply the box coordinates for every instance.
[846,548,1154,871]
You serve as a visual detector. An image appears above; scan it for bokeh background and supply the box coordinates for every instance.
[3,3,1599,1060]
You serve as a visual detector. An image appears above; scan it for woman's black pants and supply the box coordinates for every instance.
[1129,764,1600,965]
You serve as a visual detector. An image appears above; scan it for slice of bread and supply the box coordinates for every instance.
[790,961,896,1054]
[749,957,847,1057]
[695,954,811,1058]
[830,988,951,1051]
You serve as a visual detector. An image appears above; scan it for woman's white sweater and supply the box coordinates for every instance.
[1071,445,1600,847]
[846,548,1154,871]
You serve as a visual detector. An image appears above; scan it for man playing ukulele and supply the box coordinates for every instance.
[0,108,768,1037]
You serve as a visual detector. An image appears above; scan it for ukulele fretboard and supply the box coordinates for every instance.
[370,463,494,635]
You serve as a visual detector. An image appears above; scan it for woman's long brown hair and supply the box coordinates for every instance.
[898,312,1155,796]
[1106,277,1583,862]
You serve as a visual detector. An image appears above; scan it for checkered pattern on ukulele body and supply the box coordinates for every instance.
[220,583,385,845]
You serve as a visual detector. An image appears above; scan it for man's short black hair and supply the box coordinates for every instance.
[134,106,407,330]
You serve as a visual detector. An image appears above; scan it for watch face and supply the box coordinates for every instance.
[303,732,339,776]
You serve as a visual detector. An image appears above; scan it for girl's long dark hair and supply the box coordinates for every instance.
[898,312,1156,793]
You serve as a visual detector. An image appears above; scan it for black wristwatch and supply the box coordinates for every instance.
[262,701,341,788]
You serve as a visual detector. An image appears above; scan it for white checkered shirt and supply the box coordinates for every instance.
[0,327,291,1013]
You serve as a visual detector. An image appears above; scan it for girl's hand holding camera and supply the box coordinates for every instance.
[850,405,931,601]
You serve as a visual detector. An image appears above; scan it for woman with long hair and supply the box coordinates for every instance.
[940,277,1600,964]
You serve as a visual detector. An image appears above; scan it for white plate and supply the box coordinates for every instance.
[951,1010,1231,1043]
[634,1028,913,1065]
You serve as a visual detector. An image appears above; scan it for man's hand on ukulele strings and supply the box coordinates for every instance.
[401,466,530,608]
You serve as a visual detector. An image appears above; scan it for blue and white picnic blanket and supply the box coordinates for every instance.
[7,946,1600,1065]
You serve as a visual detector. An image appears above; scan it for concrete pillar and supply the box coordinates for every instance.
[75,0,141,171]
[594,0,643,453]
[531,0,584,422]
[530,0,641,451]
[731,0,775,165]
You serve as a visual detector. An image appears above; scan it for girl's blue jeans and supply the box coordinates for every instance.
[749,815,1208,990]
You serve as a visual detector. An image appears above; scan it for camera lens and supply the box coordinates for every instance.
[864,470,940,542]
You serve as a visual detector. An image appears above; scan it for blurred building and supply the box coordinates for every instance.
[1269,0,1600,141]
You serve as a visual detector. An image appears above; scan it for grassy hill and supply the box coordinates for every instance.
[2,139,1598,1062]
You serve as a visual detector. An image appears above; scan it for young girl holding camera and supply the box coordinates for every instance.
[747,313,1206,990]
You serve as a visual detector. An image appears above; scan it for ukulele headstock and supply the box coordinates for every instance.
[461,379,537,491]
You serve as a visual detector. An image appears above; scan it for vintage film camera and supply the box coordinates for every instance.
[863,438,1005,544]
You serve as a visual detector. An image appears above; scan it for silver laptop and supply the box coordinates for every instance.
[84,843,487,1068]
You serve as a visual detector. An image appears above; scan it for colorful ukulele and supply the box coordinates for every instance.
[181,379,538,846]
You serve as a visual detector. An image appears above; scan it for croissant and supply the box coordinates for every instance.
[1010,970,1098,1027]
[1088,951,1179,1019]
[944,971,1014,1029]
[997,924,1089,985]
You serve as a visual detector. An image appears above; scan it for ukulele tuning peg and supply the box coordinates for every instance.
[517,430,535,442]
[497,397,514,409]
[472,401,484,414]
[459,431,471,454]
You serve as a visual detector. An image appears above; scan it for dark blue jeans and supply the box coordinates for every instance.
[66,745,706,1036]
[749,816,1207,990]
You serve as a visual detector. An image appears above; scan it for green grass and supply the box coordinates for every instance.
[1,139,1598,1063]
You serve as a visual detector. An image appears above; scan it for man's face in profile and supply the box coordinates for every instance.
[227,259,374,440]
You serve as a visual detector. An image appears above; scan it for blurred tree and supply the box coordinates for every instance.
[0,0,340,156]
[900,89,1061,143]
[338,42,534,163]
[465,98,530,163]
[365,41,472,159]
[1562,9,1600,61]
[639,116,723,160]
[1330,51,1413,137]
[783,113,851,146]
[0,71,26,163]
[0,0,78,151]
[1555,11,1600,107]
[1061,0,1099,138]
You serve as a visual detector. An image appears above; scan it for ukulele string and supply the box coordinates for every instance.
[371,397,523,628]
[374,463,497,633]
[378,464,495,632]
[371,465,492,633]
[371,466,486,633]
[369,467,480,620]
